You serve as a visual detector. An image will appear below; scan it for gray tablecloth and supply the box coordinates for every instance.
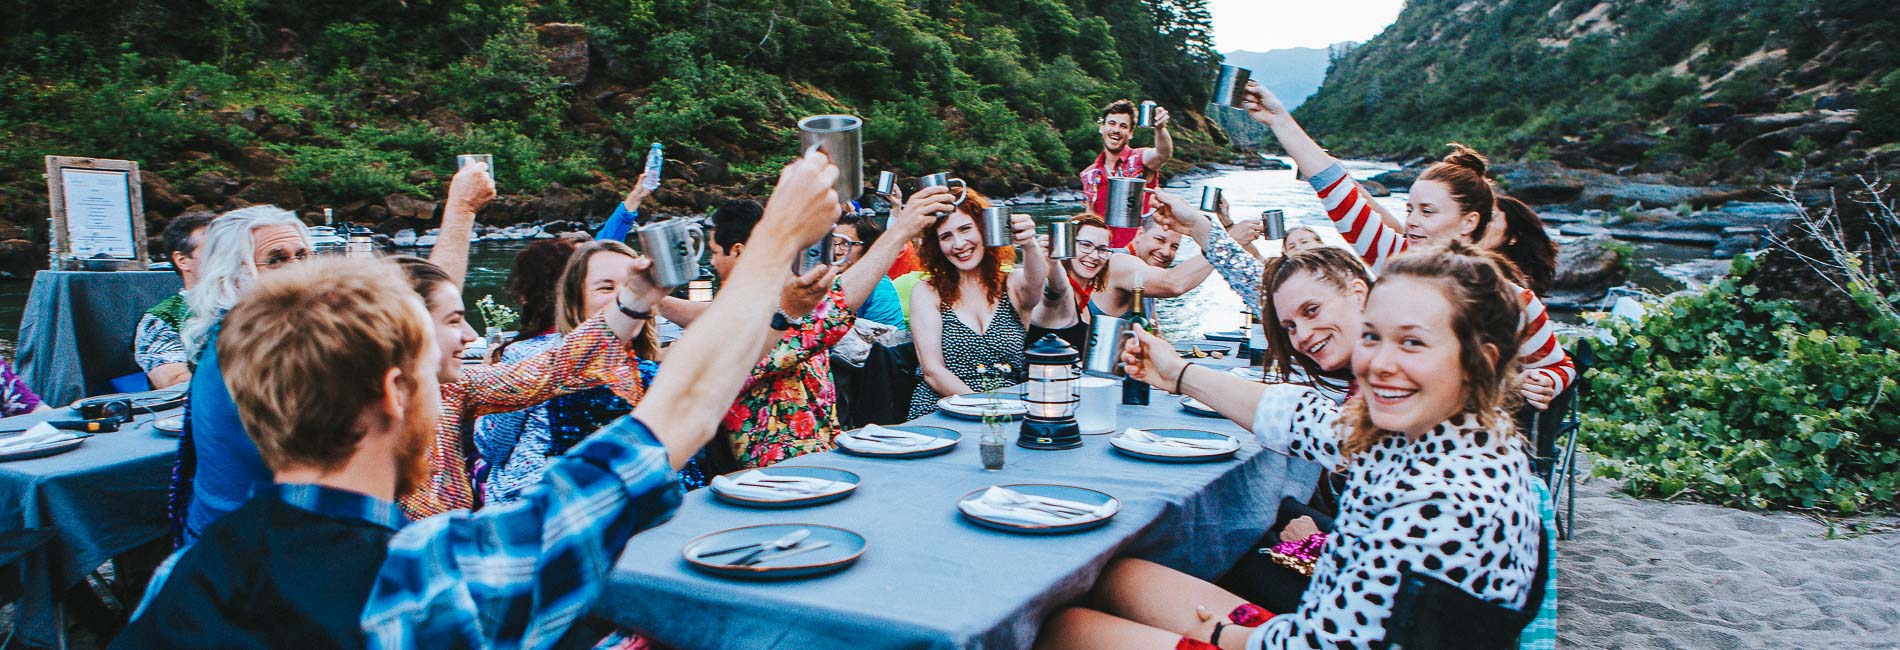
[17,271,184,406]
[0,407,178,648]
[599,352,1322,649]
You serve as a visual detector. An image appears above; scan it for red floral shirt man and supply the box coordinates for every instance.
[719,280,854,468]
[1080,98,1173,248]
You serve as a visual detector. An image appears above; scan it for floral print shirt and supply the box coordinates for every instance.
[0,358,42,416]
[719,280,854,469]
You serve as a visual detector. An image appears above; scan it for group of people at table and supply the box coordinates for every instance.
[96,81,1572,648]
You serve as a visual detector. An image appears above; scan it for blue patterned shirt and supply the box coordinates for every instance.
[131,415,680,649]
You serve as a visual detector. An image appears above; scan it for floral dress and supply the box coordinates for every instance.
[718,280,855,469]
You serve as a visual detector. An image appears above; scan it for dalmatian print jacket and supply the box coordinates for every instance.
[1245,384,1541,649]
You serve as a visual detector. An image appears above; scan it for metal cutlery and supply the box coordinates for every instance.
[731,529,813,565]
[697,528,810,559]
[741,541,834,566]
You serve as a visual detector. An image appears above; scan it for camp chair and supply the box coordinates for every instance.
[1381,526,1551,650]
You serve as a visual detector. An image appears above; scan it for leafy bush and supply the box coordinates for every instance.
[1582,255,1900,513]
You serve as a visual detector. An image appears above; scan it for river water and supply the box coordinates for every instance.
[0,159,1712,343]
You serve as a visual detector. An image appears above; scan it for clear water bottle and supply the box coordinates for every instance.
[642,143,663,190]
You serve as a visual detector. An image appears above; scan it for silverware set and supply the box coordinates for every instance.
[696,529,834,566]
[993,492,1094,519]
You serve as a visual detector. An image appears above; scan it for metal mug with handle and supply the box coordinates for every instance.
[1137,101,1158,128]
[634,218,706,288]
[918,173,968,217]
[797,115,863,208]
[1212,65,1253,109]
[1103,176,1147,229]
[795,234,835,275]
[875,170,896,195]
[1082,315,1136,378]
[1200,186,1222,212]
[980,207,1014,248]
[1048,221,1077,260]
[1262,209,1287,240]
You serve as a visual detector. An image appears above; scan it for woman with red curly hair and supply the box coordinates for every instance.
[907,189,1072,418]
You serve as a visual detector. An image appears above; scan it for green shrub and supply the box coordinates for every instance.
[1582,255,1900,513]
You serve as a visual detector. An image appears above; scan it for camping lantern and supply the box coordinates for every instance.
[1018,333,1083,450]
[687,278,715,303]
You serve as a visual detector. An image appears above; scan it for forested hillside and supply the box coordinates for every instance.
[1295,0,1900,184]
[0,0,1222,272]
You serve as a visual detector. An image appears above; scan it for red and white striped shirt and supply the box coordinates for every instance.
[1308,162,1577,395]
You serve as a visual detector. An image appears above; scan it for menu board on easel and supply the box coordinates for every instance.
[46,156,148,271]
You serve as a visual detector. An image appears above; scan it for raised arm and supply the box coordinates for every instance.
[1029,239,1081,330]
[1120,328,1343,468]
[1143,106,1174,171]
[909,283,977,398]
[842,187,948,311]
[594,173,653,243]
[430,163,495,287]
[1006,212,1051,318]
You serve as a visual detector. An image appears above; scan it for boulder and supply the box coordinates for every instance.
[1357,179,1390,197]
[1688,103,1738,126]
[1551,235,1627,298]
[139,171,188,213]
[1815,91,1857,111]
[232,145,289,177]
[1588,134,1661,166]
[234,180,304,209]
[1712,111,1827,143]
[532,23,591,86]
[1494,161,1587,204]
[517,184,588,222]
[384,193,438,220]
[391,229,419,248]
[1737,113,1858,157]
[181,171,241,205]
[1368,167,1420,189]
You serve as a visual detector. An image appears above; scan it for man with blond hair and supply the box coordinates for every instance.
[117,151,844,647]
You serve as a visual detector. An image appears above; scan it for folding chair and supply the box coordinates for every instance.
[1531,339,1590,540]
[1381,526,1552,650]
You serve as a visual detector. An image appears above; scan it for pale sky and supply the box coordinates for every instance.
[1211,0,1406,52]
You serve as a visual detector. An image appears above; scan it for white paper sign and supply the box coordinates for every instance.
[60,169,136,258]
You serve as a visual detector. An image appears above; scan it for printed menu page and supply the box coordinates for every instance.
[61,168,136,258]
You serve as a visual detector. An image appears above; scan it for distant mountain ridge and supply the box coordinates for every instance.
[1220,44,1351,110]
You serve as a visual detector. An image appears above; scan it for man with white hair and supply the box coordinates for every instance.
[172,205,315,546]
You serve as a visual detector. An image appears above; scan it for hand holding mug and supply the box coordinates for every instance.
[617,256,671,314]
[1228,219,1264,243]
[1151,105,1171,129]
[896,186,955,235]
[760,147,842,252]
[1150,191,1208,239]
[780,263,839,320]
[1242,80,1291,126]
[447,163,497,216]
[1009,212,1038,247]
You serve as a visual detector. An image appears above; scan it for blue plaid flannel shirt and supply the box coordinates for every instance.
[363,414,680,648]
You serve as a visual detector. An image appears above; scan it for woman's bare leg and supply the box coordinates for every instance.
[1093,559,1258,648]
[1034,608,1187,650]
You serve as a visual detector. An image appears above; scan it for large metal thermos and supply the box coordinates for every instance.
[1213,65,1253,109]
[797,115,862,207]
[1048,221,1077,260]
[1262,209,1287,240]
[1081,316,1135,378]
[1103,176,1147,229]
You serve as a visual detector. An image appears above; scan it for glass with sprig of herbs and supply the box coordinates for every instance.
[971,362,1015,470]
[477,295,519,364]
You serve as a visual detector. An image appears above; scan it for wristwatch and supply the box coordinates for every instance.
[770,310,795,331]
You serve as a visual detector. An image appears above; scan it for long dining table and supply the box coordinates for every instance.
[599,345,1323,649]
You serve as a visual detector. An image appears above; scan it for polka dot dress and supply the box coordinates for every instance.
[1247,385,1541,648]
[908,294,1026,419]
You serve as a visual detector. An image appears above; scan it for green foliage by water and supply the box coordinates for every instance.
[1293,0,1900,158]
[0,0,1220,212]
[1582,255,1900,514]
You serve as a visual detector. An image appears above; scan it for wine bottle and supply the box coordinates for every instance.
[1121,286,1152,406]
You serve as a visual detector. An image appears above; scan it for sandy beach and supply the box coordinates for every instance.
[1558,462,1900,648]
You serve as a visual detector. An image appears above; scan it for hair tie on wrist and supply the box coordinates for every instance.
[1173,363,1194,395]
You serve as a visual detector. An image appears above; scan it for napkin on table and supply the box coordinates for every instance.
[710,470,851,500]
[0,423,79,454]
[1112,428,1239,457]
[835,424,954,453]
[961,486,1115,526]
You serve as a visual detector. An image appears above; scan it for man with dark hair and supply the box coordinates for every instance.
[1080,98,1173,249]
[661,187,950,469]
[135,211,217,389]
[117,150,846,648]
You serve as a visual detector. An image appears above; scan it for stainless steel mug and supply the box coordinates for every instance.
[980,207,1013,248]
[1103,176,1147,229]
[1213,65,1253,109]
[1048,221,1077,260]
[1262,209,1287,240]
[634,218,705,288]
[1137,101,1157,128]
[797,115,862,207]
[1200,186,1222,212]
[875,170,896,195]
[795,234,835,275]
[918,173,968,216]
[1082,316,1135,378]
[455,154,494,178]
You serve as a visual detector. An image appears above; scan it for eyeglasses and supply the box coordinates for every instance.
[830,235,865,262]
[1074,240,1111,259]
